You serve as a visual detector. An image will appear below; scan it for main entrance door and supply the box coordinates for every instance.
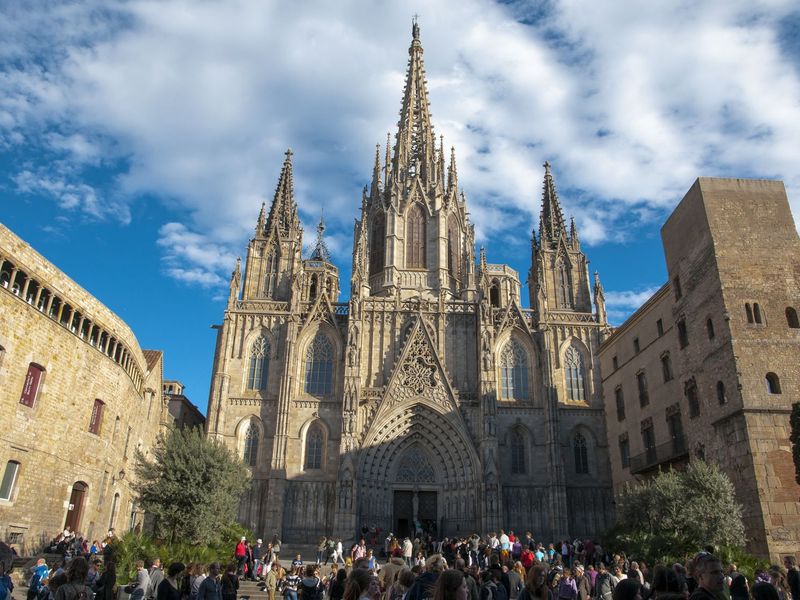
[393,490,437,539]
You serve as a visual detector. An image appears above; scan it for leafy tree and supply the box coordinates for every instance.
[608,460,745,562]
[133,427,250,544]
[790,403,800,484]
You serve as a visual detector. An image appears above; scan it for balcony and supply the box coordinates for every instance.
[630,435,688,474]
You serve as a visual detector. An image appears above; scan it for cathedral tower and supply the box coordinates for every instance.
[359,20,476,301]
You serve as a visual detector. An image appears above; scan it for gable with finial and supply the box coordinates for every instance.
[493,299,532,338]
[367,312,460,427]
[302,291,339,329]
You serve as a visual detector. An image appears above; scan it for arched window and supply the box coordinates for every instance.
[510,430,526,475]
[304,333,333,396]
[247,336,270,390]
[490,281,500,308]
[766,372,781,394]
[264,247,279,296]
[717,381,727,405]
[786,307,799,328]
[305,423,324,470]
[706,318,715,340]
[406,204,426,269]
[745,303,754,324]
[369,214,385,277]
[574,433,589,474]
[243,423,259,467]
[500,339,530,401]
[309,275,318,300]
[564,346,586,402]
[448,215,459,279]
[753,303,763,324]
[558,261,572,308]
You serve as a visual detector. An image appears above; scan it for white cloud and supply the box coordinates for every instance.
[2,0,799,290]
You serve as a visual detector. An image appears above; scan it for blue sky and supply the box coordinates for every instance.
[2,1,799,414]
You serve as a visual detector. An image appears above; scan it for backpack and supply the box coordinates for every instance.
[71,584,91,600]
[558,579,575,600]
[301,579,322,600]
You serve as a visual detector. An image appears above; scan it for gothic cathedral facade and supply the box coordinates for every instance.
[206,23,614,543]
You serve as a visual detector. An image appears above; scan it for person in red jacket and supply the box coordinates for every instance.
[521,547,535,570]
[235,538,247,579]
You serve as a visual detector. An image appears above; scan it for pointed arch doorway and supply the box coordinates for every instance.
[358,402,481,539]
[393,444,438,538]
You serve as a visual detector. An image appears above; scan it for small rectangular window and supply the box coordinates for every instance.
[89,399,105,435]
[0,461,20,501]
[619,436,630,469]
[19,363,45,407]
[673,276,682,300]
[612,356,618,370]
[637,372,649,407]
[677,319,689,348]
[633,338,640,353]
[661,354,673,382]
[656,319,664,336]
[615,387,625,421]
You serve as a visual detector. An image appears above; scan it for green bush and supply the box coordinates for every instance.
[109,522,254,584]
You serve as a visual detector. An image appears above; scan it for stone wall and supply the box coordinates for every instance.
[0,225,166,553]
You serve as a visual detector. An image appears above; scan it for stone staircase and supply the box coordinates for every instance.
[238,579,270,600]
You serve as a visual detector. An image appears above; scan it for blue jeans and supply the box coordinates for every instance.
[284,590,298,600]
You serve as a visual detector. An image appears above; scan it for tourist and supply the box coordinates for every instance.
[28,558,50,600]
[329,569,348,600]
[343,569,378,600]
[593,565,614,600]
[333,540,344,566]
[519,565,551,600]
[433,570,467,600]
[253,540,265,579]
[129,560,152,600]
[784,558,800,600]
[751,583,780,600]
[220,564,238,600]
[480,566,507,600]
[157,563,185,600]
[415,552,426,569]
[190,564,207,600]
[382,557,407,591]
[181,563,195,600]
[235,538,248,579]
[283,567,301,600]
[318,537,329,564]
[557,568,577,600]
[353,540,367,562]
[574,566,590,600]
[408,555,447,600]
[0,562,13,600]
[293,555,304,571]
[520,548,534,571]
[149,559,165,600]
[403,539,414,568]
[271,535,282,561]
[688,555,724,600]
[611,580,641,600]
[54,557,91,600]
[197,563,222,600]
[505,563,523,600]
[301,564,325,600]
[768,567,791,600]
[265,562,280,600]
[728,573,748,600]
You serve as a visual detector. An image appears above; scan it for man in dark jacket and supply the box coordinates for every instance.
[688,555,724,600]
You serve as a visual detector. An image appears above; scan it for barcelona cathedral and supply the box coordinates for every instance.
[206,22,614,543]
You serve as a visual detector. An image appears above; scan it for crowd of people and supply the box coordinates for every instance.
[5,530,800,600]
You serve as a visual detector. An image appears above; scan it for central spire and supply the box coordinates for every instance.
[392,19,437,186]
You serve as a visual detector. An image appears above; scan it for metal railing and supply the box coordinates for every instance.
[629,435,688,474]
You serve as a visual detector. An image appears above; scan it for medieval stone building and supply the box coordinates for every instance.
[206,23,614,542]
